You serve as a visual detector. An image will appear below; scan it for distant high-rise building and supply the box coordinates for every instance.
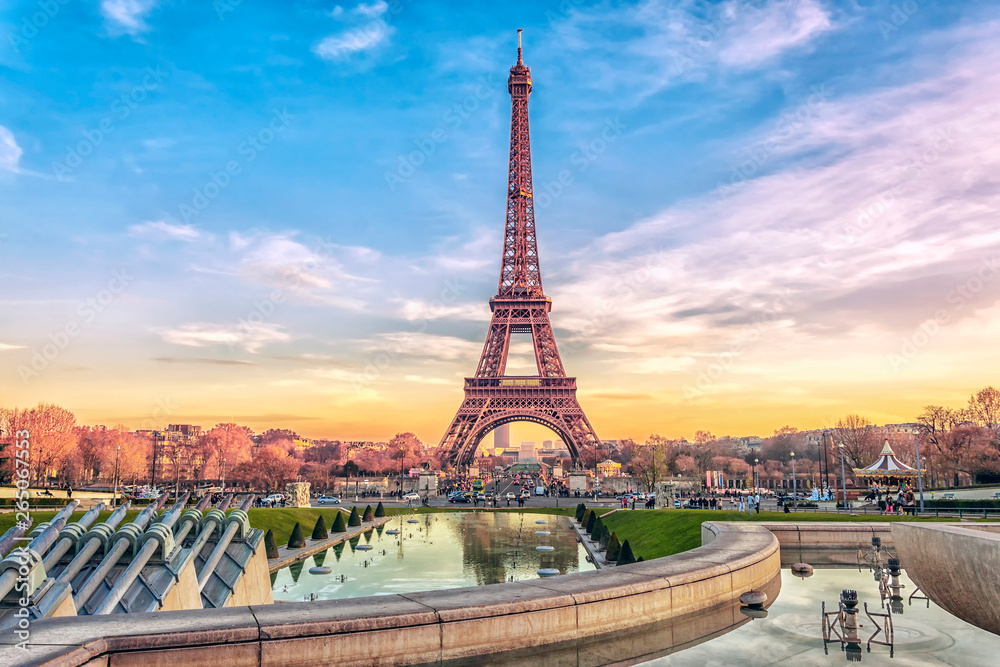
[520,441,536,463]
[494,424,510,450]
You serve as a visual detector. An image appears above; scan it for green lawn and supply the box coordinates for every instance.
[599,509,965,562]
[0,509,143,540]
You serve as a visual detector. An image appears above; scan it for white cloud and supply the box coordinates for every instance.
[0,342,26,351]
[551,23,1000,378]
[353,1,388,18]
[157,322,289,354]
[717,0,834,68]
[550,0,836,97]
[315,22,393,60]
[0,126,23,173]
[129,220,205,242]
[363,332,481,362]
[101,0,159,36]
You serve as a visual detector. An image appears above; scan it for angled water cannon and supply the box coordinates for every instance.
[197,494,254,591]
[56,502,130,587]
[42,503,105,572]
[0,501,79,601]
[72,491,170,611]
[174,494,222,546]
[0,519,32,559]
[185,494,234,566]
[92,492,191,615]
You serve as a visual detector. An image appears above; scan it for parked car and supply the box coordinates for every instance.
[942,493,957,500]
[449,492,471,503]
[316,495,341,504]
[402,492,420,501]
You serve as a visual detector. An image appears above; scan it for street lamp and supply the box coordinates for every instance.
[790,451,797,511]
[221,457,227,492]
[913,432,925,514]
[113,444,121,508]
[838,442,849,513]
[753,457,759,493]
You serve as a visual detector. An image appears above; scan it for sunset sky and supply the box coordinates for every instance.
[1,0,998,446]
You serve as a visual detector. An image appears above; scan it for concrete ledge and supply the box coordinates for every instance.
[0,520,779,666]
[892,522,1000,636]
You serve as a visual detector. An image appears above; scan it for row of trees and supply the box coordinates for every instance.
[2,386,996,491]
[0,404,430,492]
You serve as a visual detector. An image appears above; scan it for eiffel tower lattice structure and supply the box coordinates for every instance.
[437,30,600,468]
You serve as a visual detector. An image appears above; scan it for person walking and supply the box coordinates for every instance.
[739,497,746,513]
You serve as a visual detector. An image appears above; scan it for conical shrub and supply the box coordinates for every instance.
[586,510,597,534]
[363,505,374,522]
[348,506,361,527]
[616,539,636,566]
[287,522,306,549]
[591,516,605,542]
[575,503,587,521]
[311,515,328,540]
[580,508,592,528]
[264,529,279,558]
[605,532,621,561]
[374,501,385,518]
[332,511,347,532]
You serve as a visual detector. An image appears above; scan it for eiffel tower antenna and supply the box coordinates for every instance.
[437,30,600,467]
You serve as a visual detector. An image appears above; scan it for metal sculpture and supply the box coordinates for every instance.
[437,30,600,466]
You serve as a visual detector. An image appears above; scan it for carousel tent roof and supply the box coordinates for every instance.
[853,440,921,477]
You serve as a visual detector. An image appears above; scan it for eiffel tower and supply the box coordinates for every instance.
[437,30,600,467]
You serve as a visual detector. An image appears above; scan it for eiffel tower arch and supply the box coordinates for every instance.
[437,30,600,468]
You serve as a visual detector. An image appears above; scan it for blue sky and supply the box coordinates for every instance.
[1,1,999,444]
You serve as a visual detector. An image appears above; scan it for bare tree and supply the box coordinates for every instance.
[833,414,881,469]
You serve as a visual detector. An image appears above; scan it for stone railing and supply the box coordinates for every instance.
[1,521,779,666]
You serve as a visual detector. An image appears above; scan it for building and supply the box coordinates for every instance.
[597,459,622,477]
[520,441,537,463]
[493,424,510,450]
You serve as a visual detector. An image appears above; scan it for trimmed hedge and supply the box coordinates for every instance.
[616,539,636,566]
[586,511,597,534]
[348,507,361,527]
[374,501,385,518]
[332,511,347,532]
[580,508,593,529]
[311,516,328,540]
[362,505,374,522]
[287,522,305,549]
[575,503,587,521]
[264,529,279,558]
[591,516,606,543]
[605,532,621,562]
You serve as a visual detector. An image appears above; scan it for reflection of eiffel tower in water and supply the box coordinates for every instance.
[436,30,600,467]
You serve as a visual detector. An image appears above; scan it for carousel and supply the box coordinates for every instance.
[853,440,923,493]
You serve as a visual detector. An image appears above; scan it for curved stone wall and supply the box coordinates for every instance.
[0,521,779,667]
[892,523,1000,636]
